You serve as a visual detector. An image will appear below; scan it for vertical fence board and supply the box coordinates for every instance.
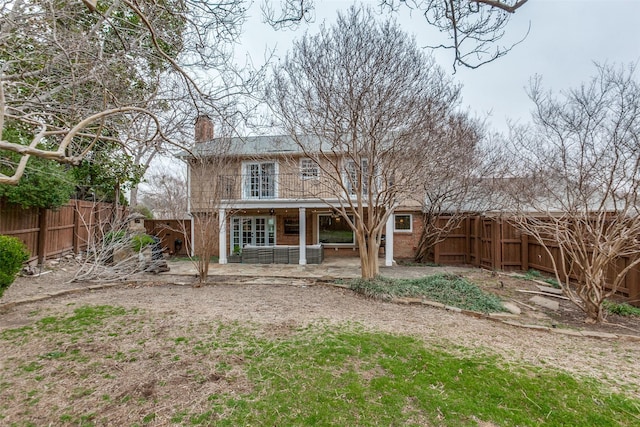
[430,215,639,305]
[0,201,40,261]
[144,220,190,256]
[1,200,126,263]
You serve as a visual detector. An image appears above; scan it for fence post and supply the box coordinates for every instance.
[73,200,81,254]
[473,216,481,267]
[626,263,640,307]
[492,218,502,270]
[521,232,529,272]
[37,207,49,265]
[464,216,471,264]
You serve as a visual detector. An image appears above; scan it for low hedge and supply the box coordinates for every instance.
[0,235,30,297]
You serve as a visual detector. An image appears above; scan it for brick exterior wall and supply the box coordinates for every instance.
[392,211,422,260]
[275,212,314,246]
[193,209,425,261]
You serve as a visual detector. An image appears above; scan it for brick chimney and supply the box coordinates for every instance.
[194,115,214,143]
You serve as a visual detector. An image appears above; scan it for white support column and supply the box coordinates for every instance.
[218,208,227,264]
[299,207,307,265]
[385,213,394,267]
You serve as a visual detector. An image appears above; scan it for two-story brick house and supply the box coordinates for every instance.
[184,116,423,265]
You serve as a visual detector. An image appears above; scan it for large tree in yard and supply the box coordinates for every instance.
[269,5,461,278]
[0,0,253,185]
[509,63,640,323]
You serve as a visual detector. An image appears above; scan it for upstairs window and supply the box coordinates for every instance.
[243,162,276,199]
[345,159,369,196]
[300,158,319,179]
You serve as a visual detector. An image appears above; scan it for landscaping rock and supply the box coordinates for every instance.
[502,301,521,315]
[535,285,564,295]
[489,312,519,319]
[580,330,618,339]
[550,328,583,337]
[618,334,640,342]
[529,296,560,311]
[422,300,445,309]
[394,297,422,305]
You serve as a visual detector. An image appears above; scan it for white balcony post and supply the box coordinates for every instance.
[219,208,227,264]
[299,207,307,265]
[385,213,394,267]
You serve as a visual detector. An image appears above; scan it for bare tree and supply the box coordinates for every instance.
[413,114,486,262]
[509,63,640,323]
[140,172,189,220]
[264,0,530,70]
[269,5,461,278]
[0,0,253,185]
[126,79,192,207]
[179,119,238,284]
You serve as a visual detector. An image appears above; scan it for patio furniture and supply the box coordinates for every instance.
[240,244,324,264]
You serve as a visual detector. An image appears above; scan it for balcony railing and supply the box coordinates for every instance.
[218,173,327,200]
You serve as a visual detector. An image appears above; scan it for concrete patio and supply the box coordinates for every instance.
[162,257,475,281]
[163,256,364,280]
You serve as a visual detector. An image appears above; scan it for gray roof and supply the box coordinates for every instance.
[177,134,328,158]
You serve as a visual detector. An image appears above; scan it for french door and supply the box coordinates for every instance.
[231,217,276,250]
[244,162,276,199]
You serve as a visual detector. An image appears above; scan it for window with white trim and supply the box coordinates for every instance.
[318,214,355,244]
[242,162,277,199]
[394,214,412,232]
[345,159,369,196]
[300,158,319,179]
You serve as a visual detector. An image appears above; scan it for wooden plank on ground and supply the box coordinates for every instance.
[516,289,570,300]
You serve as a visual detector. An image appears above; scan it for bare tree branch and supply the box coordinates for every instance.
[508,63,640,323]
[1,0,261,185]
[268,5,461,278]
[265,1,530,70]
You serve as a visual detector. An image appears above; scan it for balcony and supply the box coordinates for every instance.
[218,173,329,201]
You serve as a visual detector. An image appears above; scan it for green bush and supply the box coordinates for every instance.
[0,125,75,209]
[603,300,640,317]
[348,274,507,313]
[103,230,126,245]
[131,234,155,252]
[0,235,30,297]
[103,231,154,252]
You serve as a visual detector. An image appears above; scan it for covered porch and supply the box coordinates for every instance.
[217,206,395,266]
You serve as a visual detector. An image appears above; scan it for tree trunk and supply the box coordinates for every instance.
[584,300,603,324]
[415,212,437,263]
[357,231,380,279]
[129,184,139,207]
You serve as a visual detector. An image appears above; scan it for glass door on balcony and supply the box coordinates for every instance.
[244,162,276,199]
[231,217,276,249]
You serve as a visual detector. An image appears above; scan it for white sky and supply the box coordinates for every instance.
[150,0,640,180]
[237,0,640,133]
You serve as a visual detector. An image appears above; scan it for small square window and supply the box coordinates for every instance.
[300,158,319,179]
[394,214,412,232]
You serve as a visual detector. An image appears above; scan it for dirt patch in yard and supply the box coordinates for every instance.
[0,258,638,424]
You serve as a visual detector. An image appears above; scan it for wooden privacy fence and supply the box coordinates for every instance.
[433,215,640,305]
[144,219,191,256]
[0,200,125,264]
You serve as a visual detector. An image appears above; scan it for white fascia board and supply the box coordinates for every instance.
[221,199,372,210]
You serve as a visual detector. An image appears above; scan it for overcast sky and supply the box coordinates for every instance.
[238,0,640,134]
